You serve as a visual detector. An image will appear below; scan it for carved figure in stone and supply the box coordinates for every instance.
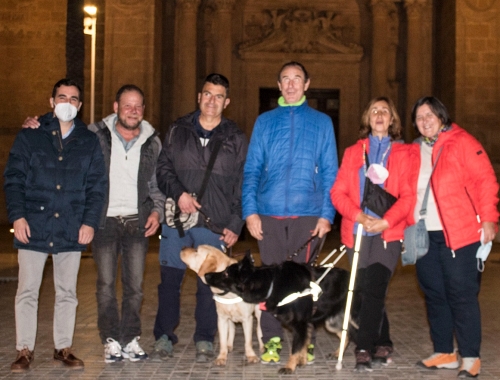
[238,8,362,55]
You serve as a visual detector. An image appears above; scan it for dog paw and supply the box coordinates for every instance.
[228,346,233,353]
[215,357,227,366]
[246,355,259,364]
[327,351,340,360]
[278,367,294,374]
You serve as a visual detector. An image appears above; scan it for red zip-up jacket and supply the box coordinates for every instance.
[331,139,416,248]
[408,124,499,251]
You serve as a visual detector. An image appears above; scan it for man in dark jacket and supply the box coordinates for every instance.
[151,73,248,362]
[4,79,107,372]
[20,84,165,364]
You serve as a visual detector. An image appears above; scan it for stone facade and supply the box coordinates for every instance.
[0,0,499,223]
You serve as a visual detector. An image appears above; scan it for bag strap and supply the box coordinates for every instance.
[197,139,222,201]
[419,146,443,217]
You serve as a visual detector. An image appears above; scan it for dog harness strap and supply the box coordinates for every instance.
[276,282,323,307]
[213,295,243,304]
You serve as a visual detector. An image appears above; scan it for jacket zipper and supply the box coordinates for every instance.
[285,108,294,215]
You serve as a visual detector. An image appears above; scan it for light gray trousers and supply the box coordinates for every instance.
[15,249,81,351]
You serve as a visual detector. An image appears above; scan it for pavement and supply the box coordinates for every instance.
[0,227,499,379]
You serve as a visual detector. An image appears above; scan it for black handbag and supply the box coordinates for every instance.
[361,152,397,217]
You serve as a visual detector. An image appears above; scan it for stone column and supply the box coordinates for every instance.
[174,0,201,117]
[210,0,235,80]
[405,0,432,141]
[370,0,397,98]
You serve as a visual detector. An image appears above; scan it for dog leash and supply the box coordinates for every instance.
[286,235,318,261]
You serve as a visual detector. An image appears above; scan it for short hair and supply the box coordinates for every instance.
[411,96,452,134]
[204,73,230,96]
[359,96,402,140]
[277,61,310,82]
[52,78,82,100]
[115,84,145,104]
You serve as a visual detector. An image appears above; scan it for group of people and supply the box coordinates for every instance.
[4,62,498,379]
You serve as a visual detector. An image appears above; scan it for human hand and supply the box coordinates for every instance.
[144,211,160,237]
[312,217,331,238]
[13,218,30,244]
[178,192,201,214]
[246,214,263,240]
[22,116,40,129]
[356,212,377,231]
[366,218,389,234]
[482,221,497,244]
[78,224,95,244]
[220,228,238,248]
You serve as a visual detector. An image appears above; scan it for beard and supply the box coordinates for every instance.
[117,115,141,131]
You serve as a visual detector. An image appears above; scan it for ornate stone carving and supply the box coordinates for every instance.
[463,0,496,12]
[370,0,397,15]
[238,8,362,55]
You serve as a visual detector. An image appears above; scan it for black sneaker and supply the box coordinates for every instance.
[195,341,214,363]
[372,345,393,367]
[355,349,372,372]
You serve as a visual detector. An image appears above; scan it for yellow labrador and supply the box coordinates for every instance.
[180,245,262,366]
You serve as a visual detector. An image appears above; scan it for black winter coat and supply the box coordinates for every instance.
[156,111,248,235]
[4,112,107,253]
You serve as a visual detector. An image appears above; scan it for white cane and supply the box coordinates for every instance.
[336,223,363,370]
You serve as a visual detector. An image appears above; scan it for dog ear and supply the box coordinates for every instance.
[244,250,254,264]
[198,252,219,279]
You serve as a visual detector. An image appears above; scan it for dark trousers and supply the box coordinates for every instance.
[153,225,220,344]
[257,215,323,343]
[347,234,400,352]
[92,216,149,345]
[416,231,481,357]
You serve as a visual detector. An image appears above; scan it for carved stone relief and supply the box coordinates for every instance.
[238,8,362,55]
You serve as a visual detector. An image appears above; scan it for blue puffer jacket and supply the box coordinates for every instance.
[4,112,107,253]
[243,101,338,222]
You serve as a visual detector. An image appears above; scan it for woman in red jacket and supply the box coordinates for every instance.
[410,96,499,378]
[330,97,414,371]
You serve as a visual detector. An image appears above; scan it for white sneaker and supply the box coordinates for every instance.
[122,336,148,362]
[104,338,123,363]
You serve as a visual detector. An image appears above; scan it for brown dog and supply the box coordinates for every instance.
[180,245,263,366]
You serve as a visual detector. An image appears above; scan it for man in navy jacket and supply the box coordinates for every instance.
[4,79,107,372]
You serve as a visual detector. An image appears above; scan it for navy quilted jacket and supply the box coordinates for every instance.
[243,101,338,222]
[4,112,107,253]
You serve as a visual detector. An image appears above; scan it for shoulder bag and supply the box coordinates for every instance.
[402,147,442,266]
[165,139,222,238]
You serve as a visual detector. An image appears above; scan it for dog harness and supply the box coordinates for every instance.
[276,246,346,307]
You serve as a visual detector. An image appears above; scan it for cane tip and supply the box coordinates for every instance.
[335,362,343,370]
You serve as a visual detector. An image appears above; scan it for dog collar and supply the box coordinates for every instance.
[213,294,243,304]
[276,281,323,307]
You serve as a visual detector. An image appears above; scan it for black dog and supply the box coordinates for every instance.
[205,252,357,374]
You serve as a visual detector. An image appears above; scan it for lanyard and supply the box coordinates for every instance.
[362,142,391,175]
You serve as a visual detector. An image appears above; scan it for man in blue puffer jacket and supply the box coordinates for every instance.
[243,62,338,364]
[4,79,107,372]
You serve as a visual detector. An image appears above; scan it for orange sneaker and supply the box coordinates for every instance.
[458,357,480,378]
[417,352,459,369]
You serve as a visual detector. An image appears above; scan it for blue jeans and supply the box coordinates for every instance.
[92,216,149,345]
[416,231,481,357]
[153,225,222,344]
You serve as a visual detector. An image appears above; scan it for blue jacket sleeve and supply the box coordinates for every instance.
[319,117,338,222]
[242,117,264,220]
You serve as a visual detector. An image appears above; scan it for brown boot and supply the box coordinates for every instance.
[11,347,34,372]
[54,347,84,369]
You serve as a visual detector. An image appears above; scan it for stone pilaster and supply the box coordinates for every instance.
[405,0,432,141]
[210,0,235,80]
[174,0,201,117]
[369,0,397,98]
